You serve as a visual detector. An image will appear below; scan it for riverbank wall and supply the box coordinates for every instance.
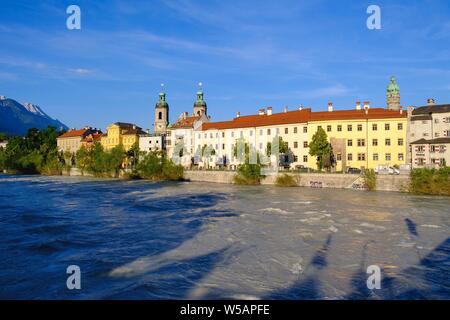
[184,170,410,192]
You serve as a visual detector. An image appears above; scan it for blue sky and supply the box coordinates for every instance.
[0,0,449,130]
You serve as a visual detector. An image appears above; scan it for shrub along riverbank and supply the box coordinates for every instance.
[408,167,450,196]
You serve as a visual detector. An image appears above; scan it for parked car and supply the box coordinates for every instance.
[346,167,362,174]
[388,167,400,175]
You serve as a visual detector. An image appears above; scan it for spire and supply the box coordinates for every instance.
[159,83,166,102]
[196,82,204,102]
[193,81,207,116]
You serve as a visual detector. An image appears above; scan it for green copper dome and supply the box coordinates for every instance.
[387,76,400,94]
[155,85,169,109]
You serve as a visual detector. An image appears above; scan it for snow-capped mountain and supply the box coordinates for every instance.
[0,95,68,136]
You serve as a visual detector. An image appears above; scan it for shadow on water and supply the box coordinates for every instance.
[404,218,419,237]
[104,247,231,299]
[264,234,333,300]
[345,237,450,299]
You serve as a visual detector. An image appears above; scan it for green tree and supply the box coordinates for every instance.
[308,127,334,171]
[266,136,288,156]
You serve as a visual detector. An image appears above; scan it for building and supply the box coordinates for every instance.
[411,138,450,168]
[196,106,310,169]
[100,122,146,151]
[80,132,103,150]
[387,76,400,110]
[154,84,169,135]
[408,99,450,168]
[57,127,102,153]
[166,84,210,165]
[307,102,408,171]
[139,134,165,153]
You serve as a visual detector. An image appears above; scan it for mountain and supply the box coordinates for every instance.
[0,95,68,136]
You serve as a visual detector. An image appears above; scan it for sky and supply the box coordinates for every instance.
[0,0,449,131]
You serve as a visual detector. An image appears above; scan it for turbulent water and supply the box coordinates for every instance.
[0,174,449,299]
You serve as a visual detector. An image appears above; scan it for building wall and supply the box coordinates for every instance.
[307,117,407,170]
[411,143,450,168]
[57,136,82,153]
[101,124,138,151]
[139,135,164,152]
[195,123,309,169]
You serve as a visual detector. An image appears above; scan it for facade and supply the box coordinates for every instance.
[307,102,408,171]
[166,86,210,165]
[139,134,165,153]
[57,127,102,153]
[409,100,450,168]
[80,132,103,150]
[101,122,146,151]
[154,85,169,135]
[195,107,310,169]
[193,102,407,171]
[411,138,450,168]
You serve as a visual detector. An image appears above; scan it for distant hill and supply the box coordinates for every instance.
[0,96,68,136]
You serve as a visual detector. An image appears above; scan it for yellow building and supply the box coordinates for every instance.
[101,122,146,151]
[307,102,408,171]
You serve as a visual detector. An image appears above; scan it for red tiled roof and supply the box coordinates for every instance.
[58,129,89,138]
[202,109,311,130]
[169,116,201,129]
[201,108,406,131]
[309,108,407,121]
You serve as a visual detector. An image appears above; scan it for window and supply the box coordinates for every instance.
[231,132,234,138]
[348,153,353,161]
[357,124,363,131]
[398,123,403,130]
[372,124,378,131]
[336,153,342,161]
[303,126,307,133]
[294,141,298,148]
[303,155,308,162]
[347,139,353,147]
[294,127,298,134]
[210,133,213,138]
[250,130,253,136]
[372,139,378,146]
[373,153,379,161]
[198,134,201,139]
[398,138,404,146]
[222,144,225,150]
[293,155,298,162]
[398,153,404,161]
[303,141,308,148]
[222,132,225,138]
[158,111,162,120]
[317,126,322,130]
[385,153,391,161]
[434,119,439,124]
[385,139,391,146]
[276,128,280,135]
[259,143,263,150]
[337,125,342,132]
[285,128,288,134]
[357,139,365,147]
[347,125,352,131]
[327,125,332,132]
[385,123,390,131]
[216,132,218,138]
[267,129,271,135]
[358,153,366,161]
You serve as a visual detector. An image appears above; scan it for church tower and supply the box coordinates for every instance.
[154,84,169,134]
[386,76,400,110]
[193,82,207,116]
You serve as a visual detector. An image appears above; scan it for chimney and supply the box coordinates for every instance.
[283,106,288,113]
[363,101,370,110]
[258,108,265,115]
[399,106,403,115]
[327,101,333,112]
[299,104,303,111]
[236,111,240,118]
[356,101,361,110]
[365,108,369,115]
[427,98,435,106]
[267,107,273,115]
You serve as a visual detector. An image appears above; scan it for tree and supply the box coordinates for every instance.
[308,127,334,171]
[126,142,140,169]
[266,136,288,156]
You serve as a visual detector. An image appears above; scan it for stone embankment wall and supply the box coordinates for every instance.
[184,170,410,192]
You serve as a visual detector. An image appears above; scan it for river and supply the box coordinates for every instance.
[0,174,449,299]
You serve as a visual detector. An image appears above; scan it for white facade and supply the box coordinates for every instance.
[139,135,164,153]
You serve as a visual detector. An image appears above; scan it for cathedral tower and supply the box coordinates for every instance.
[386,76,400,110]
[154,84,169,134]
[193,82,207,116]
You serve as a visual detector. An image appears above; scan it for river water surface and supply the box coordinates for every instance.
[0,174,449,299]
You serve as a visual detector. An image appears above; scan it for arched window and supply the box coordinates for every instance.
[158,111,162,120]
